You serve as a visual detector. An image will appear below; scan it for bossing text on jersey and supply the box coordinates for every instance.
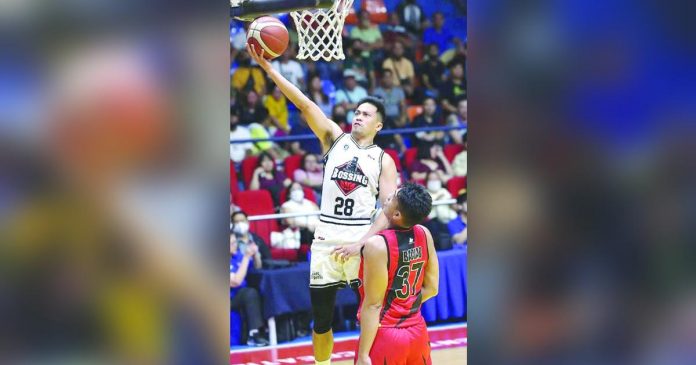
[331,157,368,196]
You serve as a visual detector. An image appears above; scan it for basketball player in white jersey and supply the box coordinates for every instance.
[248,44,398,365]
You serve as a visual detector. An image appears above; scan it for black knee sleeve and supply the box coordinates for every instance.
[310,286,338,334]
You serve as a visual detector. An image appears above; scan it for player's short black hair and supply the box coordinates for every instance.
[357,96,386,123]
[396,182,433,227]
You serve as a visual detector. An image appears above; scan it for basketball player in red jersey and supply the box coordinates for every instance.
[356,183,439,365]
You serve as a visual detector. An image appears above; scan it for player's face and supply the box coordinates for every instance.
[353,103,382,136]
[383,189,400,219]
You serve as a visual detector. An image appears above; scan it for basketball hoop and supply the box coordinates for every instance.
[290,0,353,61]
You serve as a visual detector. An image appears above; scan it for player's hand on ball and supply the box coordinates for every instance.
[332,242,362,263]
[246,43,271,70]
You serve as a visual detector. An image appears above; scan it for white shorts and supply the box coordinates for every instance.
[309,243,361,288]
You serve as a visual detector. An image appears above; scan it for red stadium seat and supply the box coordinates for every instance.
[284,154,304,181]
[444,144,465,163]
[234,189,278,245]
[403,147,419,171]
[446,176,467,198]
[241,156,259,188]
[279,186,317,204]
[383,148,402,172]
[230,160,239,196]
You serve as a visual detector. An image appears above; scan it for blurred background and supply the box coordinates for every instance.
[0,1,230,364]
[469,0,696,364]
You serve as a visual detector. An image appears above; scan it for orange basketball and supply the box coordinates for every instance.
[246,16,289,60]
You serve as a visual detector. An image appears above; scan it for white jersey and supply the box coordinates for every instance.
[314,133,384,245]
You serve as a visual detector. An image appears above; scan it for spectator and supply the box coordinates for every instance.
[439,61,466,114]
[249,152,292,205]
[343,40,374,89]
[230,106,253,163]
[335,69,368,123]
[423,12,454,55]
[419,43,446,98]
[230,232,269,347]
[425,171,457,224]
[308,75,334,117]
[235,90,269,127]
[396,0,426,36]
[447,99,467,144]
[383,12,416,54]
[331,104,351,133]
[410,142,453,181]
[281,182,320,245]
[381,41,415,97]
[293,153,323,196]
[423,170,456,250]
[231,211,272,265]
[231,50,266,95]
[447,189,467,248]
[248,122,289,161]
[271,45,305,91]
[373,69,408,152]
[452,147,467,177]
[413,97,446,144]
[289,114,322,155]
[349,10,384,59]
[442,37,467,68]
[263,85,290,134]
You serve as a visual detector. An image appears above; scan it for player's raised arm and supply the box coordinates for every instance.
[420,226,440,302]
[356,235,389,365]
[246,43,342,151]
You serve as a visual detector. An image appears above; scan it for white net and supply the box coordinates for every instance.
[290,0,354,61]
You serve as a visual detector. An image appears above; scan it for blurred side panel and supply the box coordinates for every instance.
[468,0,696,364]
[0,1,230,364]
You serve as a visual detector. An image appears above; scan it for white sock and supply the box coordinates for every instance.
[315,359,331,365]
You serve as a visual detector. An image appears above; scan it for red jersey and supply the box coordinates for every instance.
[358,225,429,328]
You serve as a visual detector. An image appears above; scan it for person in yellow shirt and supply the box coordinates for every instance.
[381,41,415,96]
[231,51,266,95]
[263,86,289,133]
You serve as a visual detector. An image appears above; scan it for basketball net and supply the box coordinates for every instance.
[290,0,353,61]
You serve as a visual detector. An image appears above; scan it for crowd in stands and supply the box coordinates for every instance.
[230,3,467,346]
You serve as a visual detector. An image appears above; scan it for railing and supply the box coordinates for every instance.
[230,124,466,144]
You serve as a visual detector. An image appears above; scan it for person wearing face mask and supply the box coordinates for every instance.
[281,182,320,233]
[331,104,350,133]
[230,230,269,347]
[447,189,467,248]
[425,171,457,224]
[231,211,272,267]
[280,182,320,255]
[420,171,456,251]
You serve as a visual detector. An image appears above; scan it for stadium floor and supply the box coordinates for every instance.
[230,322,467,364]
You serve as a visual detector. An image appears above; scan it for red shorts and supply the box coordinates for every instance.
[355,319,431,365]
